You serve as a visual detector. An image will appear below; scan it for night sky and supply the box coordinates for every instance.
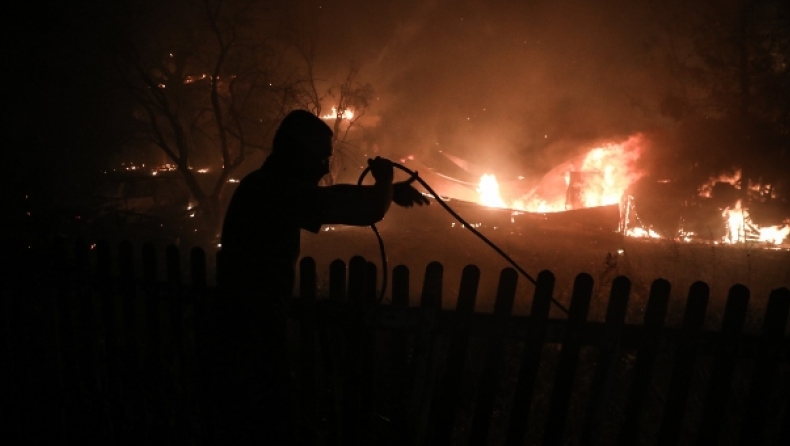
[8,0,788,209]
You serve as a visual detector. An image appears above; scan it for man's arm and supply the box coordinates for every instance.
[310,157,394,227]
[315,183,392,226]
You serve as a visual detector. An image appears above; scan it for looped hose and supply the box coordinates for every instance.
[358,161,570,315]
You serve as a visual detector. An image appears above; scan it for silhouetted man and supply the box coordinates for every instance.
[213,109,427,444]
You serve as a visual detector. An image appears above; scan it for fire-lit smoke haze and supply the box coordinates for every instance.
[289,0,670,176]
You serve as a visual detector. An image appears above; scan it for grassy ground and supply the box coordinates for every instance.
[300,221,790,330]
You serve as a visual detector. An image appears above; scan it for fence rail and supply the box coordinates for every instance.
[2,240,789,445]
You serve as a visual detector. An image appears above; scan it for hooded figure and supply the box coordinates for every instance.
[212,110,427,443]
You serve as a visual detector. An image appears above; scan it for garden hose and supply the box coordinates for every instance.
[357,160,570,315]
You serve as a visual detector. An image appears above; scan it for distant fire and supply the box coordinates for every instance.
[578,139,643,207]
[470,135,788,246]
[625,226,661,239]
[476,134,644,213]
[699,169,741,198]
[477,174,507,208]
[722,200,789,245]
[321,106,354,120]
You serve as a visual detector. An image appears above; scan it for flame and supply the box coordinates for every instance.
[577,137,643,207]
[321,106,354,120]
[699,169,741,198]
[721,200,788,245]
[758,224,790,245]
[476,134,644,213]
[477,174,507,208]
[722,200,745,243]
[626,227,661,238]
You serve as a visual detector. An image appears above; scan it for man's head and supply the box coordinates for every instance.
[271,110,333,181]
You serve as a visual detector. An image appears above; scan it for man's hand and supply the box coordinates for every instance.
[368,157,394,185]
[393,172,430,207]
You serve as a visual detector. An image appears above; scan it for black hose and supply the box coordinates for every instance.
[358,161,570,315]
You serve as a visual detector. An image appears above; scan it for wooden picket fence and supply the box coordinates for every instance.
[2,239,789,445]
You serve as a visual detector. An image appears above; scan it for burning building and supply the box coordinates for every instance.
[397,135,789,248]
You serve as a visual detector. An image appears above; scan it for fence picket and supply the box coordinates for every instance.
[409,261,444,442]
[427,264,480,445]
[543,273,594,445]
[505,270,556,446]
[73,239,101,440]
[360,262,378,444]
[53,240,79,440]
[469,267,518,445]
[319,259,346,446]
[165,245,184,371]
[13,240,790,445]
[739,286,790,444]
[190,246,211,440]
[389,265,410,445]
[618,278,670,445]
[698,283,749,444]
[658,281,709,445]
[299,257,318,446]
[142,243,160,368]
[342,255,366,445]
[119,241,138,372]
[141,243,164,439]
[97,239,122,436]
[97,240,120,395]
[580,275,630,445]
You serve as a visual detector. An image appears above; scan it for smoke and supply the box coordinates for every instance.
[298,0,675,180]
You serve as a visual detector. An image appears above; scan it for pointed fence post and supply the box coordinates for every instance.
[299,257,318,445]
[142,243,161,370]
[409,261,443,442]
[165,245,184,371]
[97,240,120,397]
[141,243,164,439]
[580,275,630,446]
[73,239,100,439]
[318,258,346,446]
[360,261,378,444]
[190,246,211,439]
[119,241,139,376]
[505,270,555,446]
[543,273,594,445]
[426,264,480,445]
[618,278,670,445]
[342,255,366,445]
[739,287,790,444]
[658,281,709,445]
[389,265,410,446]
[97,240,122,436]
[54,239,79,440]
[698,284,749,444]
[468,267,518,445]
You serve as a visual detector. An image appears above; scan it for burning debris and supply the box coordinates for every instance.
[419,134,788,248]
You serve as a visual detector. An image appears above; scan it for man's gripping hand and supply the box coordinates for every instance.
[368,157,394,185]
[393,172,430,208]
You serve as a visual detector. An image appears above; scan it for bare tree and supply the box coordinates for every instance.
[115,0,301,238]
[290,39,375,184]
